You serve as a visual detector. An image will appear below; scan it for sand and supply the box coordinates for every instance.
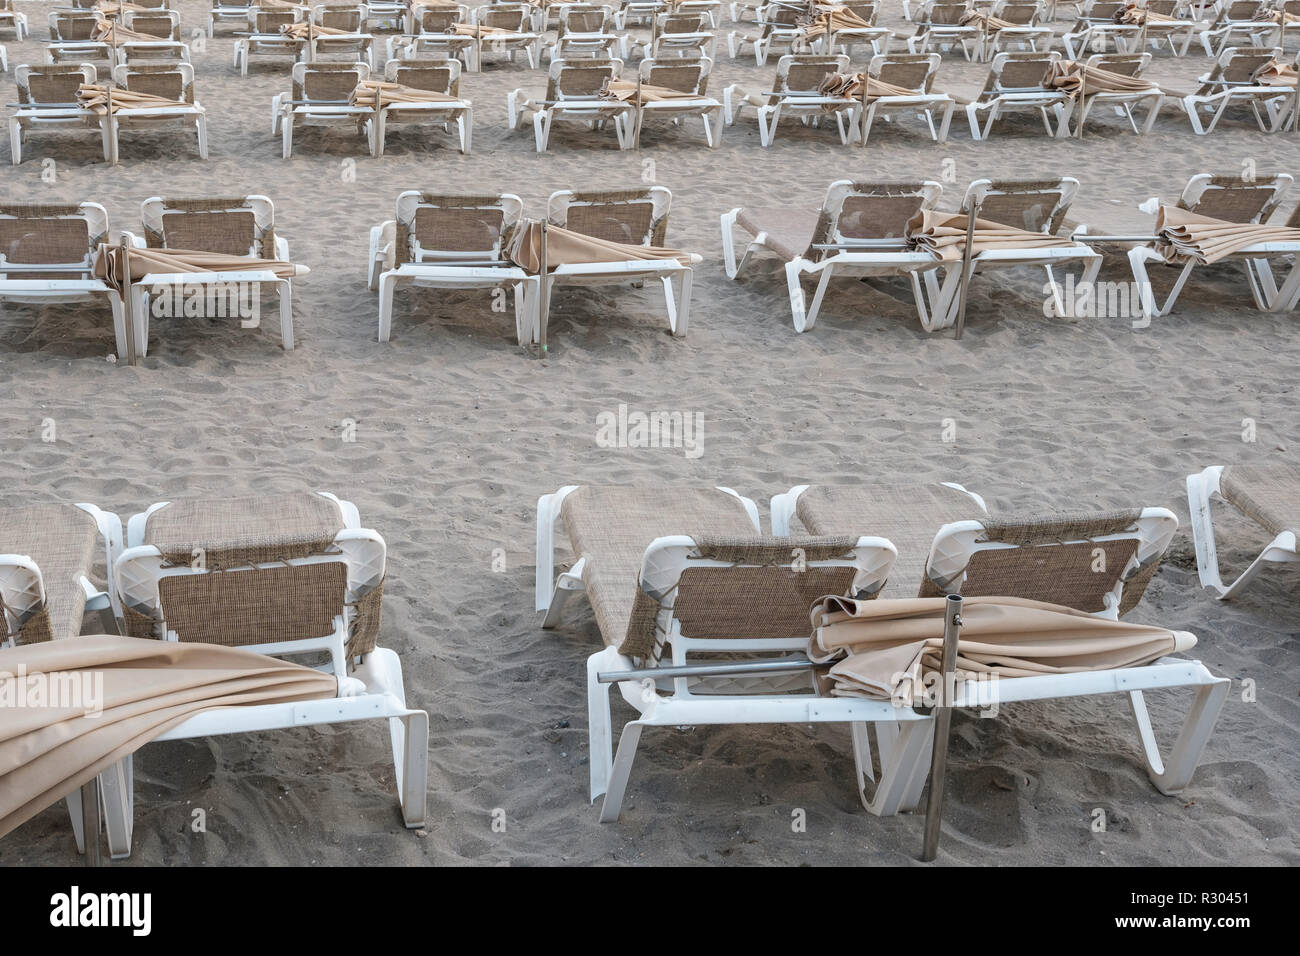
[0,0,1297,866]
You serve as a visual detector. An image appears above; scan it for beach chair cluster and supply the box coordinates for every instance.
[534,475,1265,821]
[1,492,427,860]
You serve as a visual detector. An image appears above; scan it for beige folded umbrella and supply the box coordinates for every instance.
[602,79,702,103]
[906,209,1078,261]
[959,10,1017,30]
[1113,3,1180,25]
[1253,58,1298,87]
[1046,59,1160,97]
[807,595,1194,702]
[259,0,308,8]
[76,83,183,114]
[507,220,695,273]
[819,71,917,100]
[1154,205,1300,264]
[93,1,149,18]
[453,22,512,36]
[280,21,351,38]
[92,243,309,290]
[0,634,337,840]
[350,79,461,107]
[92,21,160,43]
[810,7,876,32]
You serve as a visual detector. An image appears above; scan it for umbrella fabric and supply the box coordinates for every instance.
[93,1,151,18]
[350,79,461,107]
[507,221,695,273]
[77,84,181,114]
[1153,205,1300,264]
[905,209,1077,261]
[280,21,351,37]
[92,21,162,43]
[809,7,876,32]
[1045,59,1160,98]
[92,243,309,290]
[807,595,1193,702]
[0,635,337,840]
[602,79,703,102]
[1114,3,1181,24]
[959,10,1017,30]
[819,71,919,99]
[1253,59,1298,87]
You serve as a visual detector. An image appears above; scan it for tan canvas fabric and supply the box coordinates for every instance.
[1153,205,1300,264]
[559,487,757,649]
[350,79,461,107]
[91,21,160,43]
[507,221,694,272]
[807,595,1193,702]
[819,72,916,100]
[1045,60,1160,97]
[92,243,307,289]
[76,84,183,113]
[280,21,350,37]
[1114,3,1180,23]
[735,206,820,262]
[602,80,702,103]
[906,209,1077,261]
[1253,59,1298,87]
[1220,463,1300,538]
[0,505,100,645]
[0,635,337,840]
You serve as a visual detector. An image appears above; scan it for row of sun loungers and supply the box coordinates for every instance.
[2,173,1299,358]
[11,460,1295,852]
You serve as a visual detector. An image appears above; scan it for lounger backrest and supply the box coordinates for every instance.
[116,62,193,102]
[986,51,1058,93]
[776,54,849,96]
[389,57,459,95]
[547,57,620,99]
[114,494,386,662]
[141,196,277,257]
[394,191,524,264]
[0,202,107,280]
[658,11,708,32]
[1143,0,1180,14]
[993,1,1042,24]
[250,7,298,32]
[49,10,100,41]
[414,7,462,32]
[312,2,366,30]
[642,56,709,94]
[0,555,47,647]
[619,535,897,662]
[806,180,943,260]
[843,1,879,24]
[1214,0,1265,23]
[922,1,972,26]
[560,4,611,33]
[548,187,670,246]
[921,508,1178,617]
[1077,0,1126,21]
[963,177,1078,234]
[293,60,368,101]
[17,63,96,106]
[125,11,180,39]
[476,4,530,30]
[216,0,253,9]
[1084,51,1150,76]
[871,52,939,92]
[1210,46,1281,84]
[1178,172,1292,223]
[762,4,802,28]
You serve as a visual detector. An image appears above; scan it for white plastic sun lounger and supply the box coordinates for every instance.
[1187,464,1300,598]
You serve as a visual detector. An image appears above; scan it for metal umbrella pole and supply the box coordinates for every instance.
[952,196,981,339]
[121,238,137,366]
[80,780,100,866]
[536,219,549,356]
[920,593,963,862]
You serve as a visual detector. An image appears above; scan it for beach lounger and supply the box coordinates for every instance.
[632,12,714,59]
[1201,0,1270,54]
[1062,0,1136,56]
[0,201,130,353]
[0,502,119,647]
[210,0,255,35]
[1116,0,1208,57]
[1053,52,1165,136]
[616,57,723,147]
[959,50,1071,139]
[103,61,207,163]
[121,195,297,354]
[370,191,539,343]
[724,53,858,146]
[234,7,303,75]
[508,58,634,150]
[389,4,474,65]
[1124,172,1300,318]
[117,9,188,62]
[971,0,1055,59]
[46,10,114,64]
[1164,45,1289,132]
[0,0,29,40]
[303,3,375,68]
[614,0,668,28]
[276,60,372,157]
[1187,464,1300,598]
[369,57,472,154]
[9,63,101,165]
[805,0,893,59]
[546,4,626,61]
[95,492,427,859]
[908,0,981,59]
[722,179,945,331]
[730,2,803,65]
[473,3,543,69]
[921,177,1103,330]
[857,52,956,145]
[537,186,699,336]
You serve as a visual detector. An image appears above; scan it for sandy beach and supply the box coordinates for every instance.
[0,0,1297,866]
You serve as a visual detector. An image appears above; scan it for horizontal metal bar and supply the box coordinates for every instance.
[1071,233,1158,242]
[597,656,820,683]
[0,263,93,272]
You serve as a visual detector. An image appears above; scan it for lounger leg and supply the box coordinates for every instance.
[9,117,20,165]
[107,293,129,359]
[459,111,471,154]
[785,260,813,332]
[598,720,645,822]
[805,266,833,329]
[533,111,550,152]
[1127,680,1229,794]
[278,280,294,350]
[377,271,397,342]
[861,719,933,816]
[132,286,149,358]
[390,710,429,828]
[66,789,86,854]
[282,115,293,159]
[1128,247,1191,322]
[587,649,618,802]
[196,113,208,159]
[101,757,134,859]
